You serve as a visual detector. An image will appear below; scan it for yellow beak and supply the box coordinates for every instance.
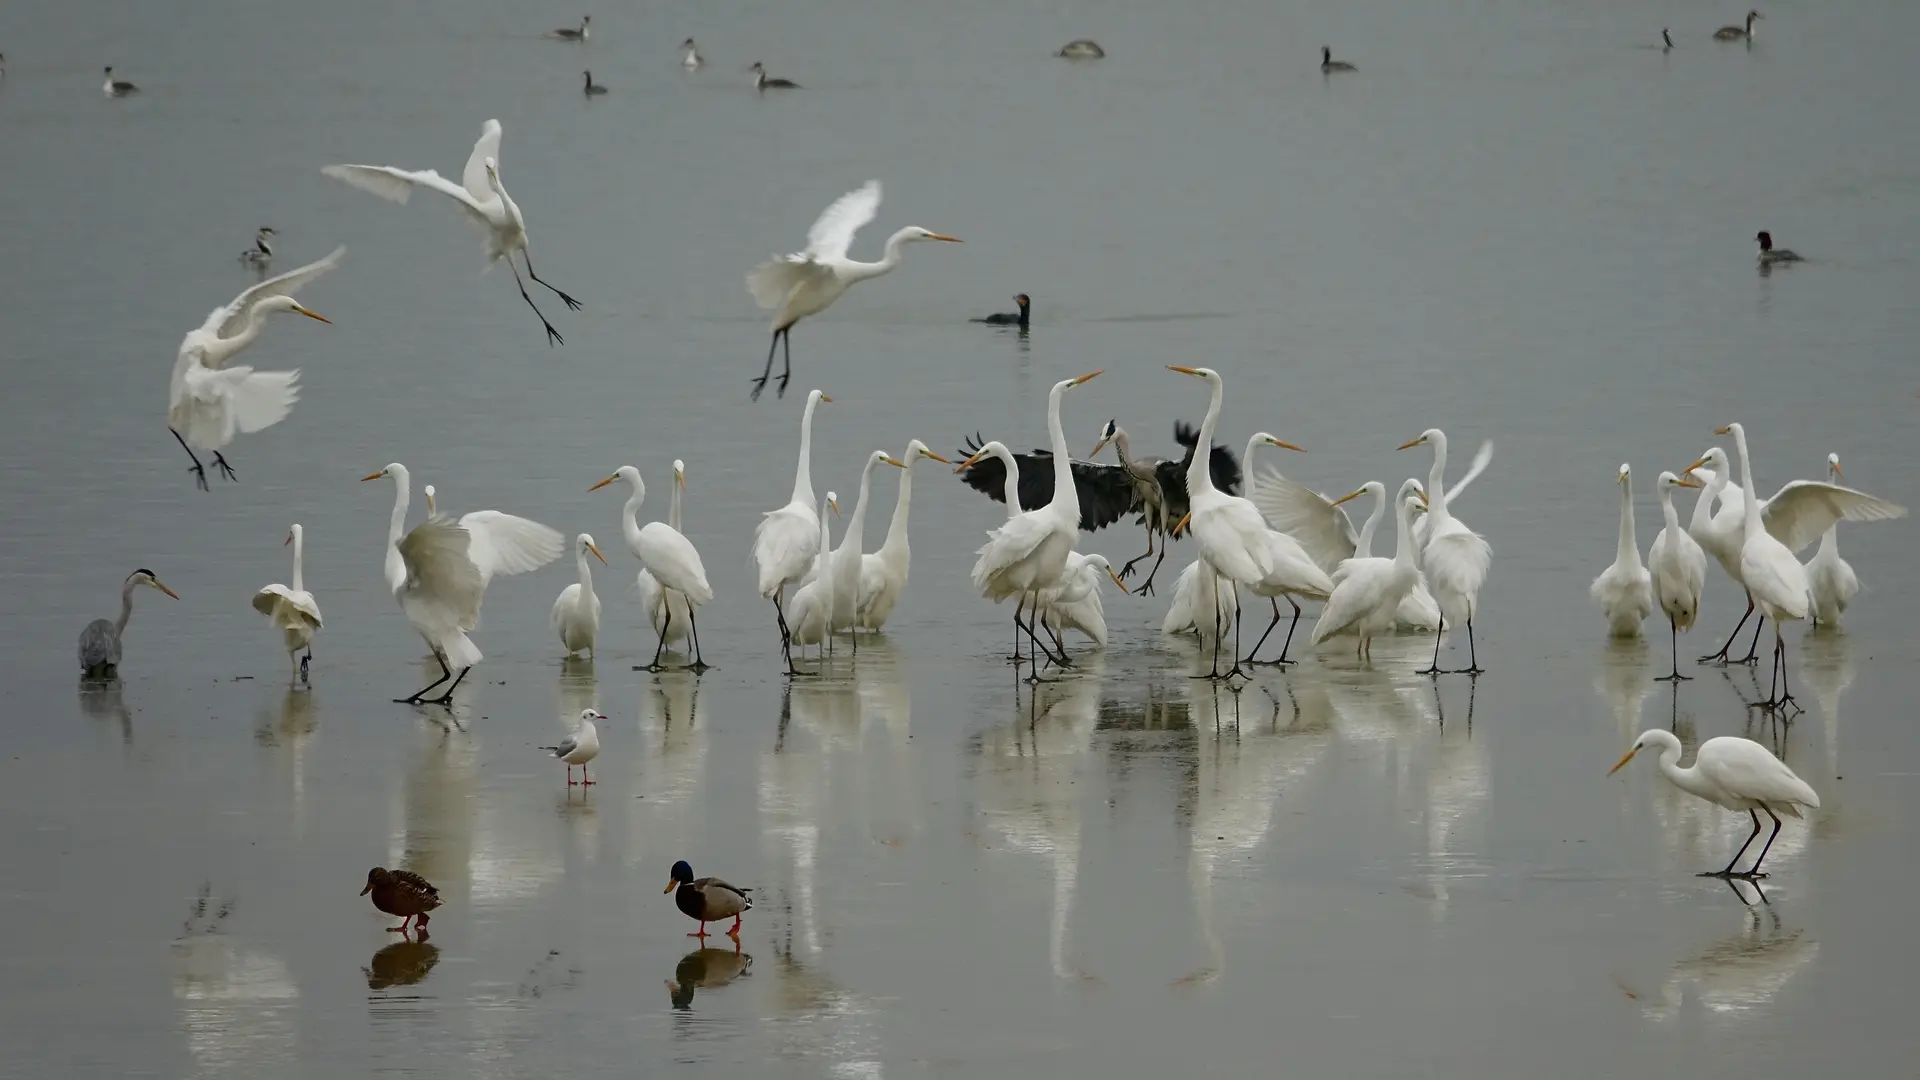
[1166,365,1201,376]
[1713,425,1733,436]
[292,304,331,324]
[1107,567,1128,590]
[662,880,678,894]
[588,475,617,492]
[926,233,963,243]
[1090,436,1111,457]
[359,471,384,482]
[1073,370,1102,385]
[676,470,686,490]
[1682,457,1711,477]
[919,448,952,464]
[1607,747,1639,776]
[1329,487,1366,507]
[1396,437,1425,451]
[955,452,984,473]
[819,393,833,403]
[884,455,907,469]
[1266,437,1307,453]
[829,499,841,516]
[588,543,609,566]
[1675,476,1702,489]
[151,580,180,599]
[1173,511,1193,536]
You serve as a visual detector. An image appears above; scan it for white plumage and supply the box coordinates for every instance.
[1648,471,1708,680]
[251,523,323,679]
[1806,453,1861,627]
[1400,429,1493,673]
[593,466,714,669]
[753,389,831,665]
[829,450,906,634]
[1162,558,1235,642]
[1609,729,1819,877]
[1311,479,1425,659]
[786,492,840,661]
[541,709,604,787]
[1590,464,1655,638]
[856,440,950,630]
[1039,552,1124,648]
[550,533,608,658]
[635,460,695,649]
[1250,476,1443,631]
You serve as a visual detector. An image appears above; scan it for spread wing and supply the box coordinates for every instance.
[1171,420,1243,494]
[252,584,323,626]
[323,164,488,235]
[1248,467,1358,574]
[203,246,346,342]
[1441,439,1495,508]
[458,511,565,587]
[804,180,881,261]
[955,434,1135,531]
[171,365,301,443]
[746,256,834,310]
[397,518,486,625]
[1761,482,1907,554]
[463,119,503,201]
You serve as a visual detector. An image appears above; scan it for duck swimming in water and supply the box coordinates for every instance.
[1714,10,1760,41]
[1320,46,1356,72]
[972,293,1031,329]
[750,62,798,90]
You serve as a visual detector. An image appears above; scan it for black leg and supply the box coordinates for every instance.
[508,257,564,346]
[1130,544,1169,597]
[426,666,470,707]
[1742,809,1785,877]
[1700,594,1754,663]
[687,611,709,671]
[171,428,211,491]
[521,249,582,310]
[299,649,311,683]
[1275,598,1302,663]
[1736,613,1766,666]
[1458,616,1484,675]
[1245,599,1289,666]
[1119,530,1156,580]
[397,653,453,704]
[1702,810,1765,877]
[778,328,793,398]
[1223,590,1249,680]
[1417,619,1443,676]
[1656,617,1692,681]
[210,451,237,483]
[1772,628,1798,713]
[646,607,672,672]
[1007,595,1027,664]
[751,329,782,400]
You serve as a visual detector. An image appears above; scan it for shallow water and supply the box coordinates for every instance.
[3,0,1920,1074]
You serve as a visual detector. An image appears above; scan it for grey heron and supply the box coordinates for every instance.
[79,570,177,678]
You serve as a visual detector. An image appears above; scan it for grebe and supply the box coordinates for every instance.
[583,70,607,96]
[1662,28,1675,50]
[102,66,139,97]
[547,15,590,41]
[682,38,703,70]
[1320,46,1356,72]
[972,293,1030,328]
[1056,39,1104,59]
[1756,231,1802,265]
[1714,10,1760,41]
[239,227,276,267]
[749,62,798,90]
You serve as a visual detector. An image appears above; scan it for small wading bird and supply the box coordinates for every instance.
[238,227,275,268]
[169,247,340,490]
[550,533,608,658]
[541,708,604,785]
[547,15,590,41]
[1647,471,1707,681]
[1609,730,1818,878]
[745,181,960,399]
[253,524,323,680]
[323,119,582,346]
[79,570,178,678]
[1590,464,1655,638]
[102,66,138,97]
[665,860,753,938]
[748,62,798,90]
[971,293,1030,329]
[361,868,441,938]
[592,466,715,671]
[753,390,830,669]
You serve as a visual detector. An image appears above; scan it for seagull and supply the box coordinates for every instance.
[541,709,605,785]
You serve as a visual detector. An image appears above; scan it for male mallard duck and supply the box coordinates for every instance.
[361,867,442,936]
[664,860,753,938]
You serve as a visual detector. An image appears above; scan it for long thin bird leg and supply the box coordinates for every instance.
[1735,613,1766,666]
[1703,810,1765,877]
[1119,529,1156,580]
[1223,590,1249,680]
[1656,617,1692,681]
[1244,599,1286,665]
[426,666,470,707]
[171,428,211,491]
[1772,627,1798,713]
[508,257,564,346]
[1457,615,1484,676]
[1131,543,1170,597]
[773,591,792,655]
[1741,809,1785,877]
[646,608,672,672]
[1007,595,1027,664]
[1275,597,1303,664]
[751,329,783,400]
[521,249,582,310]
[778,328,793,398]
[210,451,238,483]
[686,612,709,672]
[397,653,454,704]
[1417,619,1444,677]
[1700,594,1755,663]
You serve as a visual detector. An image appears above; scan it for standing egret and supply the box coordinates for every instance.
[953,440,1032,661]
[102,66,138,97]
[79,570,178,678]
[1717,423,1810,711]
[550,533,609,658]
[968,372,1103,674]
[540,709,605,786]
[1235,432,1336,665]
[745,181,960,399]
[786,492,840,666]
[591,467,714,671]
[636,460,694,652]
[1590,464,1655,638]
[323,119,581,346]
[753,389,830,667]
[1310,480,1424,660]
[1250,476,1444,632]
[1399,429,1492,675]
[856,440,952,631]
[253,524,323,680]
[1608,730,1818,877]
[547,15,590,41]
[362,463,565,705]
[169,246,340,490]
[1806,454,1859,627]
[1161,559,1235,643]
[1039,553,1127,648]
[829,451,906,642]
[1165,366,1277,680]
[1648,472,1708,681]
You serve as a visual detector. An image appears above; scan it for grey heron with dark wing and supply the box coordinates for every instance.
[79,570,178,678]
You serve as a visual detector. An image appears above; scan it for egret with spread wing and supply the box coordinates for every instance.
[253,524,323,680]
[1248,475,1443,632]
[324,119,580,346]
[1806,454,1861,627]
[745,181,960,399]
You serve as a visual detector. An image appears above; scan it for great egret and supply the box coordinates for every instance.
[1311,480,1424,659]
[253,524,323,680]
[1756,231,1802,265]
[1608,730,1818,877]
[748,62,799,90]
[745,181,960,399]
[1039,553,1127,648]
[1235,433,1336,665]
[1399,429,1492,675]
[665,860,753,939]
[102,66,138,97]
[1718,422,1813,710]
[636,460,694,651]
[362,463,565,705]
[1714,11,1760,41]
[547,15,590,41]
[1079,420,1244,594]
[1162,558,1235,642]
[169,246,340,490]
[953,440,1031,660]
[1320,47,1357,72]
[855,440,952,631]
[682,39,703,70]
[753,389,830,666]
[550,533,608,658]
[79,570,178,678]
[323,119,581,346]
[1591,464,1655,638]
[1806,454,1859,627]
[1648,471,1707,681]
[540,709,605,785]
[828,451,906,642]
[967,371,1103,674]
[1248,476,1444,632]
[786,492,840,665]
[591,467,714,671]
[582,71,608,96]
[239,227,276,268]
[972,294,1031,329]
[1056,40,1105,58]
[1166,366,1278,679]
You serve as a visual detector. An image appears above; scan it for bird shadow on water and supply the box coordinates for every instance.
[77,679,133,744]
[363,937,440,990]
[666,943,753,1010]
[1615,883,1818,1024]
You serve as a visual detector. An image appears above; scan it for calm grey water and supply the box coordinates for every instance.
[3,0,1919,1074]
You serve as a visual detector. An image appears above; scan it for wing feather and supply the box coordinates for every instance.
[747,257,831,310]
[462,119,503,201]
[397,519,486,627]
[459,511,566,586]
[171,365,301,447]
[804,180,882,261]
[204,246,346,341]
[1248,467,1358,574]
[1761,482,1907,554]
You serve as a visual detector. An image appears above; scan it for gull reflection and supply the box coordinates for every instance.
[1639,903,1818,1024]
[761,675,859,957]
[633,670,707,872]
[666,944,753,1009]
[363,939,440,990]
[172,885,298,1077]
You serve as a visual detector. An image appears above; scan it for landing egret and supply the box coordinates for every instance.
[591,467,714,671]
[253,524,322,679]
[1648,471,1707,680]
[1591,464,1655,638]
[828,451,906,642]
[972,293,1030,329]
[1166,366,1277,679]
[1311,480,1424,659]
[1807,454,1859,627]
[1320,47,1356,72]
[550,533,608,658]
[582,71,608,96]
[102,66,138,97]
[786,492,840,665]
[540,709,605,785]
[748,62,799,90]
[1079,420,1243,595]
[856,440,952,631]
[1236,432,1336,665]
[1399,429,1492,674]
[1609,729,1818,877]
[79,570,178,677]
[745,181,960,399]
[324,119,581,346]
[169,246,340,490]
[682,38,703,70]
[1756,231,1802,265]
[238,227,276,267]
[636,460,694,652]
[1039,552,1127,648]
[968,371,1103,673]
[547,15,590,41]
[1713,11,1760,41]
[363,463,564,705]
[753,389,830,667]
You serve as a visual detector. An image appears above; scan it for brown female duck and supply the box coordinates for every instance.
[361,867,442,936]
[665,860,753,938]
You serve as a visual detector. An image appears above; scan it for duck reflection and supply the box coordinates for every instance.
[77,679,133,744]
[1639,902,1818,1023]
[666,944,753,1009]
[363,938,440,990]
[172,886,298,1076]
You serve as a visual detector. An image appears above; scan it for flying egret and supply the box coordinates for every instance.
[547,15,590,41]
[323,119,581,346]
[1609,730,1818,878]
[169,246,340,490]
[1399,429,1492,675]
[745,181,960,399]
[363,463,565,705]
[1591,464,1655,638]
[540,709,605,786]
[753,389,830,669]
[1806,454,1860,627]
[102,66,138,97]
[591,467,714,671]
[550,533,609,658]
[79,570,178,678]
[856,440,952,631]
[1648,471,1707,681]
[787,492,840,666]
[635,460,694,652]
[1310,479,1425,659]
[967,372,1103,675]
[253,524,323,680]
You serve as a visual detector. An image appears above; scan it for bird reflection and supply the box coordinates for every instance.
[1418,680,1487,920]
[1797,632,1854,784]
[760,676,858,956]
[255,683,319,830]
[77,680,133,744]
[855,637,922,841]
[1594,638,1655,740]
[665,944,753,1009]
[556,656,597,719]
[757,933,884,1072]
[172,887,298,1076]
[633,671,706,872]
[1638,902,1818,1023]
[363,939,441,990]
[388,725,473,922]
